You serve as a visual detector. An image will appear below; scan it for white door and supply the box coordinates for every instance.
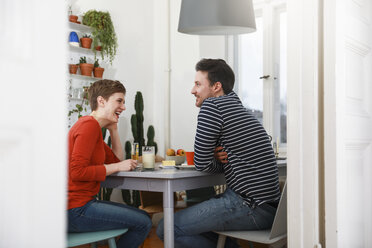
[324,0,372,247]
[0,0,67,247]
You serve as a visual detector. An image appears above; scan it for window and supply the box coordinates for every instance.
[234,0,287,150]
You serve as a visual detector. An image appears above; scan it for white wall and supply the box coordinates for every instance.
[71,0,156,155]
[0,0,67,247]
[169,0,228,152]
[70,0,226,156]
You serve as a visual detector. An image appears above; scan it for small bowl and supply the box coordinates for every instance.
[165,155,186,165]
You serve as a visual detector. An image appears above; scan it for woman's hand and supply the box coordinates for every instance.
[117,159,137,172]
[105,159,137,175]
[106,122,118,132]
[214,146,228,164]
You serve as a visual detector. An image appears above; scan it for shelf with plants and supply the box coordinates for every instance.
[67,9,118,129]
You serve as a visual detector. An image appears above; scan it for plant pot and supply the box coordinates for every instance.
[94,67,105,78]
[95,46,102,51]
[69,15,78,23]
[69,64,79,74]
[80,37,92,49]
[79,63,94,77]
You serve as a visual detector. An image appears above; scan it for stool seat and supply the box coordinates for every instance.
[67,228,128,248]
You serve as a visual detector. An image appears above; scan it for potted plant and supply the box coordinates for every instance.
[68,86,89,118]
[69,15,78,23]
[69,63,79,74]
[93,59,104,78]
[68,6,78,23]
[80,34,92,49]
[79,56,93,77]
[82,10,118,64]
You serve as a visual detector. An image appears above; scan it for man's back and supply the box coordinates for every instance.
[194,91,281,208]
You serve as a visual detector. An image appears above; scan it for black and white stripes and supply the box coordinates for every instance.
[194,91,281,208]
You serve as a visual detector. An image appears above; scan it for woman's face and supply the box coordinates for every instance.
[102,92,126,123]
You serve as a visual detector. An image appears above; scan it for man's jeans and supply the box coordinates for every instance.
[68,199,152,248]
[156,188,276,248]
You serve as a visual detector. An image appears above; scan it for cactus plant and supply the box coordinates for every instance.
[131,92,145,155]
[125,141,131,159]
[79,56,87,64]
[147,125,158,154]
[122,91,159,207]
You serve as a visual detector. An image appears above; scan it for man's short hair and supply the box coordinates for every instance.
[88,80,126,111]
[195,58,235,94]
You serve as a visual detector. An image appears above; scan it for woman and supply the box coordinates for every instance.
[67,80,152,248]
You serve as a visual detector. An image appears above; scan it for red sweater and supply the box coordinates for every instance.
[67,116,119,209]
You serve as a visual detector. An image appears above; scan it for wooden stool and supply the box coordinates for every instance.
[67,228,128,248]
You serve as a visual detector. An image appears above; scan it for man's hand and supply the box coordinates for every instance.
[214,146,228,163]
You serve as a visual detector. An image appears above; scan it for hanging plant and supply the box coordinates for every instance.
[83,10,118,64]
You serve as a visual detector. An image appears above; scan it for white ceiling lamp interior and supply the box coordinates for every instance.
[178,0,256,35]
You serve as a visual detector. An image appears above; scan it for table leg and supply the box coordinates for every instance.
[163,180,174,248]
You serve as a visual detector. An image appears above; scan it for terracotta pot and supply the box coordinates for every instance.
[94,67,105,78]
[95,46,102,51]
[80,37,92,49]
[69,64,78,74]
[69,15,78,23]
[79,63,94,77]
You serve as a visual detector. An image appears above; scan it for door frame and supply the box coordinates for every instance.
[287,0,322,246]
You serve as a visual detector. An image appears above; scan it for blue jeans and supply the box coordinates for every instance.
[156,188,276,248]
[68,199,152,248]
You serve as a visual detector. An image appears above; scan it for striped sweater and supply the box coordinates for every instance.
[194,91,281,208]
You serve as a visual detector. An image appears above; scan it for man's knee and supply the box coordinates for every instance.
[156,219,164,240]
[143,216,152,233]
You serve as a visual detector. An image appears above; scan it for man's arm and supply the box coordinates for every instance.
[194,100,224,173]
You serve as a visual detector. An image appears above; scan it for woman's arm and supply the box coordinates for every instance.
[104,159,137,176]
[107,124,124,161]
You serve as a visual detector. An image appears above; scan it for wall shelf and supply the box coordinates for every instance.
[68,22,92,33]
[68,97,86,101]
[69,73,105,81]
[69,44,101,57]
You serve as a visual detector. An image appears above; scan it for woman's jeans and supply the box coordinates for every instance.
[156,188,276,248]
[68,199,152,248]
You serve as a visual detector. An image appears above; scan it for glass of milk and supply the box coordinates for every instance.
[142,146,155,170]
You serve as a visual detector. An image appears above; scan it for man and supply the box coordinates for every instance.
[157,59,281,248]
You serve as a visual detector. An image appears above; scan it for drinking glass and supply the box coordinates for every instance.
[131,142,139,161]
[142,146,155,170]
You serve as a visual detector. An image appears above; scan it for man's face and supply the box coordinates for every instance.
[191,71,215,107]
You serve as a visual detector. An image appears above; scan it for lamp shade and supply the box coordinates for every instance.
[178,0,256,35]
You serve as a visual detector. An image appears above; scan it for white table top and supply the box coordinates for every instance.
[103,163,226,192]
[113,166,214,179]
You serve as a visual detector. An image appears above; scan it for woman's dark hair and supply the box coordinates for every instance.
[195,59,235,94]
[88,80,126,111]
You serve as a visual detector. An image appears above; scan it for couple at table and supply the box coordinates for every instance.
[67,59,280,248]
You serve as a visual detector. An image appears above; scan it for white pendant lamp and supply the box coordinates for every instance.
[178,0,256,35]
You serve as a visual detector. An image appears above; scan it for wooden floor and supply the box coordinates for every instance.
[70,226,283,248]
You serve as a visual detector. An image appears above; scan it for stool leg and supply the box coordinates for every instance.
[108,237,117,248]
[249,241,254,248]
[217,234,227,248]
